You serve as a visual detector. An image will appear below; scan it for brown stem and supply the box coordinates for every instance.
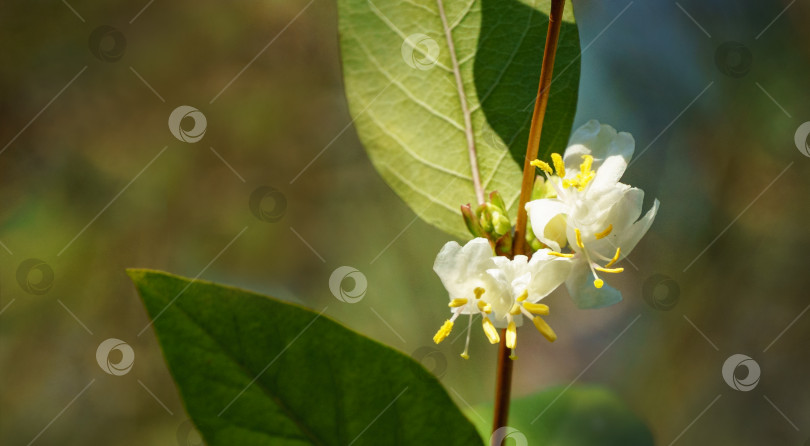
[512,0,566,257]
[492,0,566,441]
[491,329,513,441]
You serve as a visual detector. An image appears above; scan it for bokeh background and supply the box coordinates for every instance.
[2,0,809,444]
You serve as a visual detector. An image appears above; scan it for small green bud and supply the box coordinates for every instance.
[492,211,511,237]
[489,190,507,214]
[494,231,513,257]
[477,204,494,233]
[531,176,557,200]
[460,204,484,238]
[525,221,543,252]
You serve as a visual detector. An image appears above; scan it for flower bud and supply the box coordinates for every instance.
[460,204,484,238]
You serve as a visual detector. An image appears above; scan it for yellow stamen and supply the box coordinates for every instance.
[551,153,565,177]
[522,303,550,315]
[482,318,500,344]
[594,278,604,289]
[580,154,593,174]
[433,320,453,344]
[575,228,584,248]
[460,352,469,359]
[509,351,517,360]
[547,251,575,258]
[516,290,529,302]
[506,321,517,349]
[605,247,621,267]
[532,317,557,342]
[509,303,522,316]
[474,287,485,299]
[530,159,553,175]
[477,300,492,314]
[595,266,624,273]
[448,298,468,308]
[595,224,613,239]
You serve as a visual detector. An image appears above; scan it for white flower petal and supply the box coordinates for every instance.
[563,120,602,174]
[564,120,634,190]
[526,199,568,252]
[589,132,634,192]
[433,238,493,299]
[433,241,463,285]
[617,198,660,259]
[526,251,573,302]
[565,261,622,309]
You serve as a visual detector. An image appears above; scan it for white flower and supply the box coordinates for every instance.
[432,238,570,359]
[526,120,660,309]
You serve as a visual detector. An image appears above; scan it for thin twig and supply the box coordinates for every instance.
[511,0,566,257]
[493,0,566,440]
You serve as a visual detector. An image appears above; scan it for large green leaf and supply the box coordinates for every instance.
[338,0,580,239]
[467,385,654,445]
[128,269,483,446]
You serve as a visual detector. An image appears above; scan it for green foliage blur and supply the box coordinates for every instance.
[1,1,809,445]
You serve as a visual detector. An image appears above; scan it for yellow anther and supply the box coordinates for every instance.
[433,320,454,344]
[532,316,557,342]
[516,290,529,302]
[594,278,604,289]
[551,153,565,177]
[595,224,613,239]
[605,247,621,267]
[547,251,575,258]
[474,287,485,299]
[530,159,553,175]
[509,303,522,316]
[522,303,550,315]
[448,298,468,308]
[580,154,593,174]
[575,228,584,248]
[509,352,518,360]
[506,321,517,349]
[482,318,500,344]
[460,352,469,360]
[477,300,492,314]
[595,266,624,274]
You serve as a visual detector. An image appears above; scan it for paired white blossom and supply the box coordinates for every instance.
[432,120,659,360]
[526,120,659,309]
[432,238,570,359]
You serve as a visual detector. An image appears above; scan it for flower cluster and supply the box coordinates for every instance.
[433,120,659,359]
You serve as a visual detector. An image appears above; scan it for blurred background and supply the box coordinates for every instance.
[1,0,809,444]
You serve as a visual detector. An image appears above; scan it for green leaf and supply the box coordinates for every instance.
[128,269,483,446]
[338,0,580,239]
[467,385,654,445]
